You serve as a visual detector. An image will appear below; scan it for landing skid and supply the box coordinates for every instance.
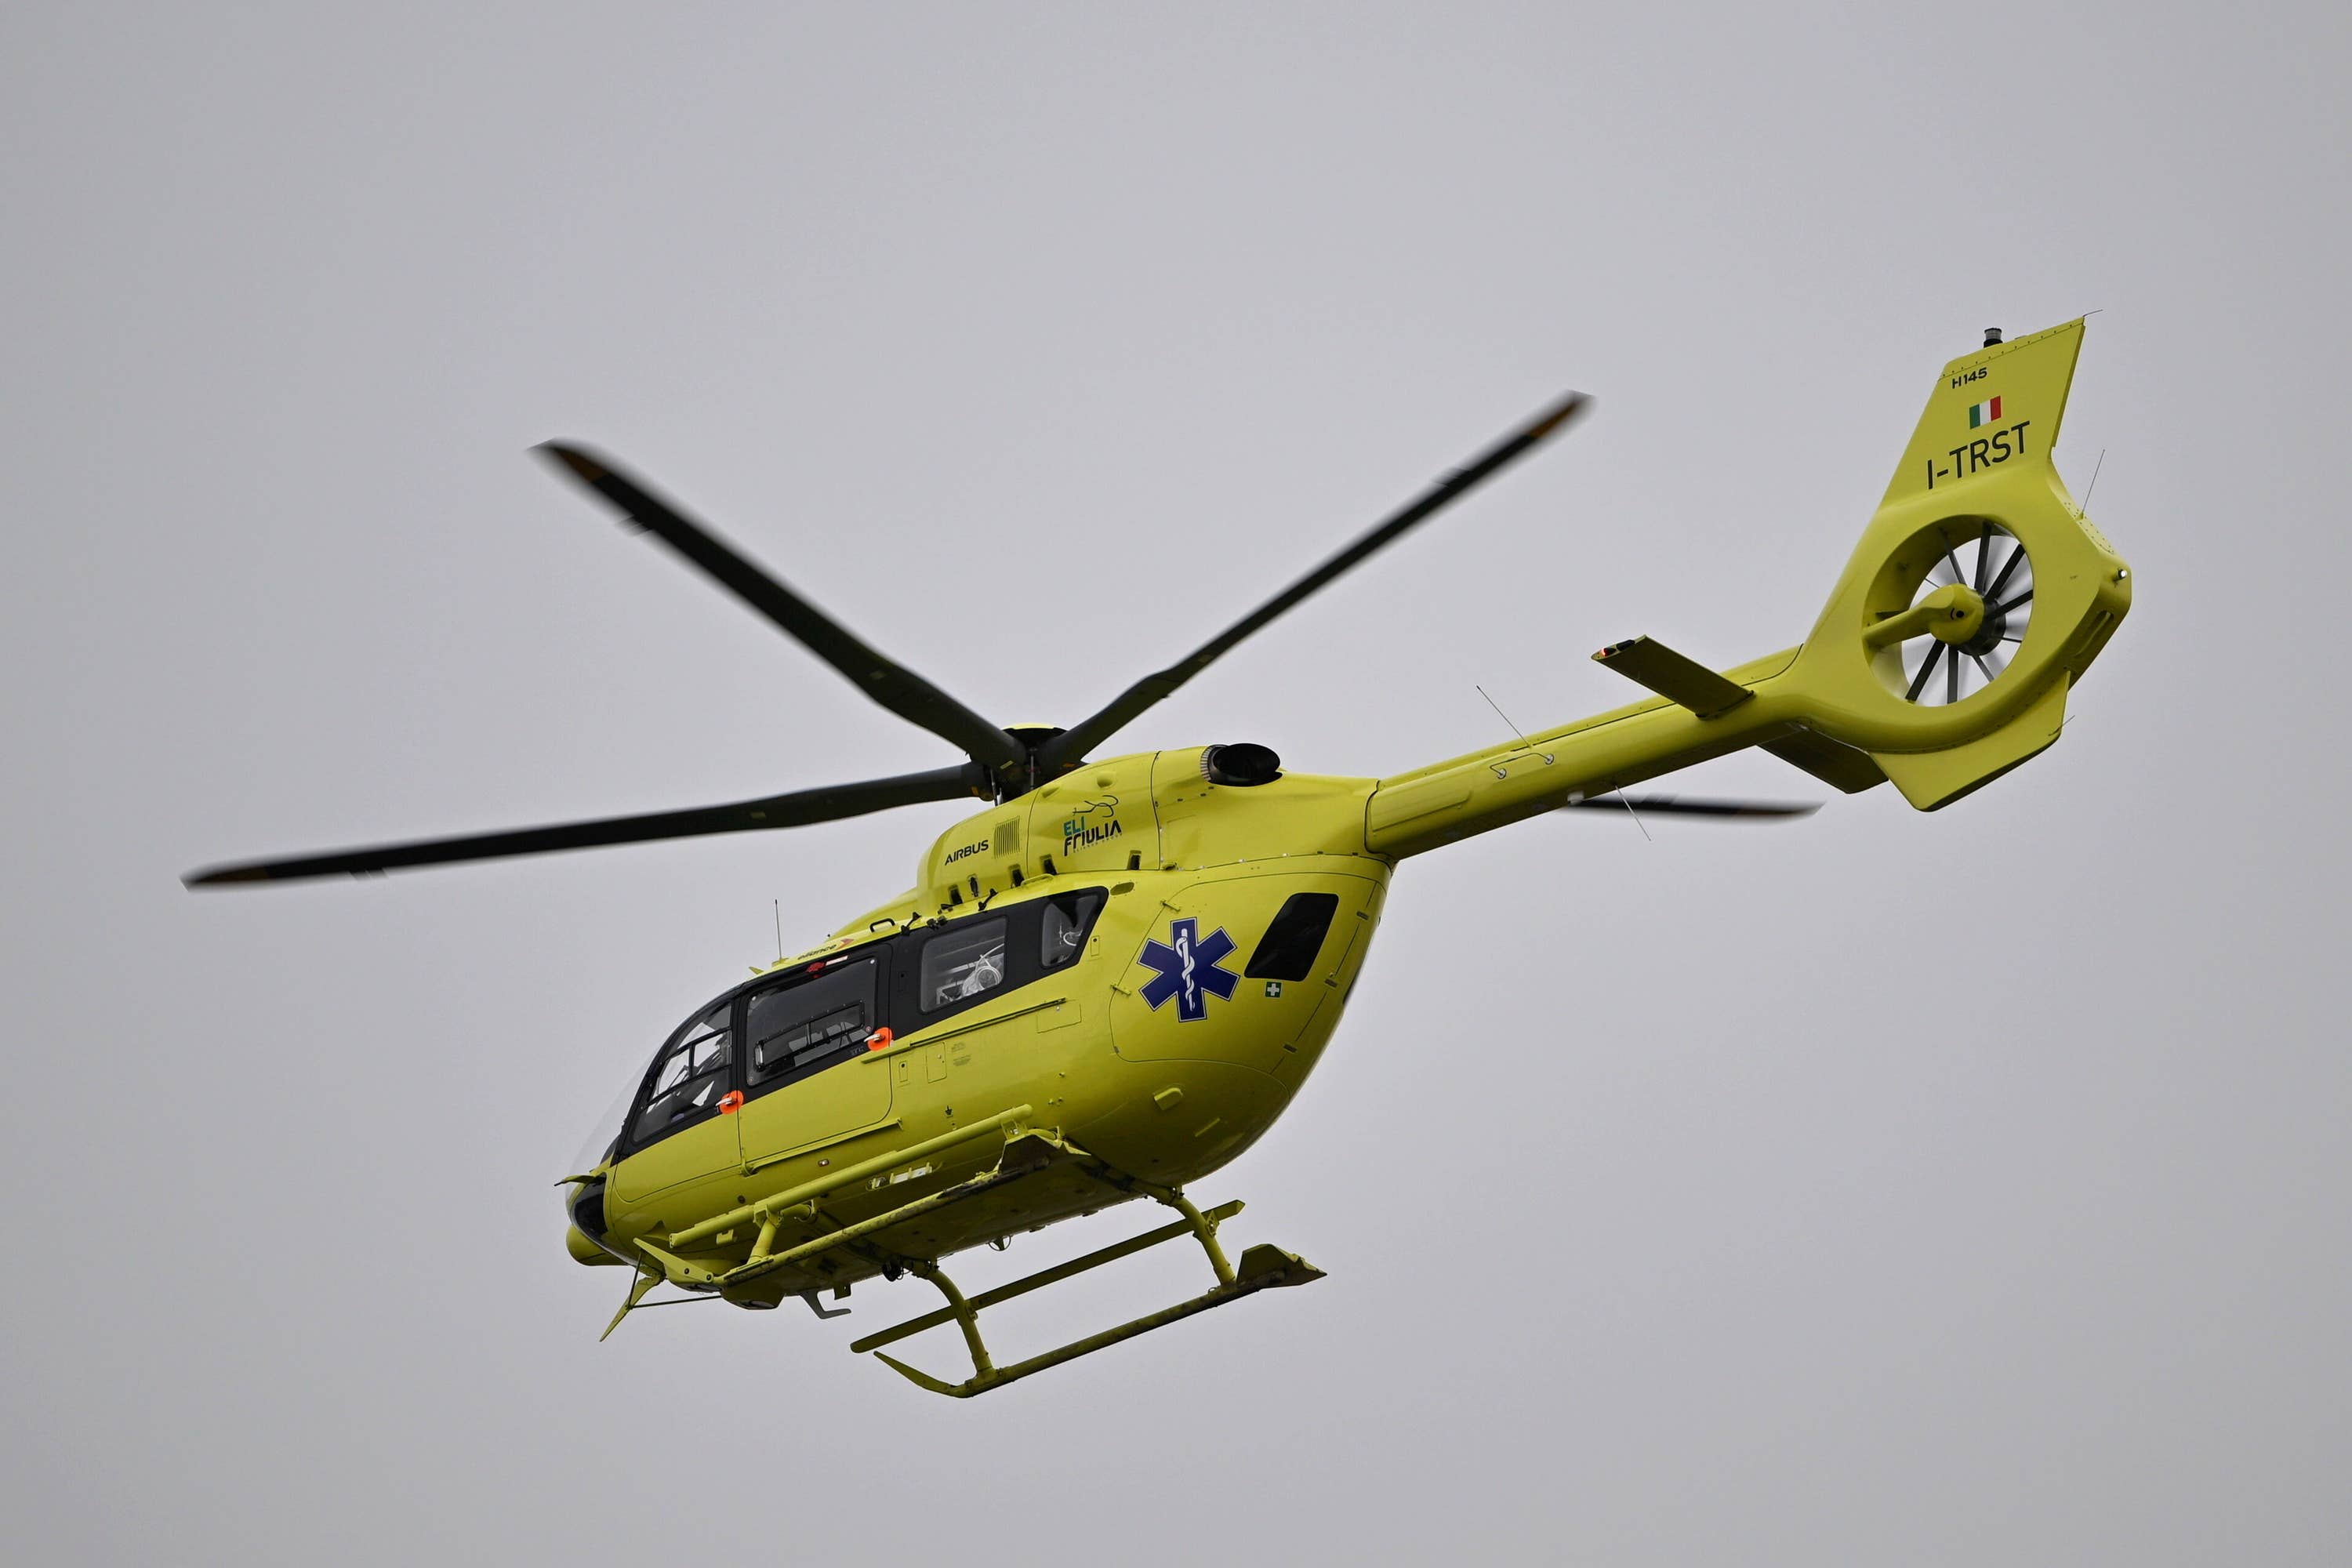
[614,1108,1323,1396]
[858,1200,1323,1399]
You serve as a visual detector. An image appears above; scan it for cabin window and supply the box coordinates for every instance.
[1040,890,1105,969]
[746,959,880,1089]
[921,917,1007,1011]
[630,1001,734,1146]
[1244,892,1341,981]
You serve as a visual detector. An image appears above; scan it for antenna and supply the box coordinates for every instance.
[2080,448,2107,513]
[1475,684,1553,763]
[1611,786,1652,842]
[774,899,783,965]
[1475,684,1530,746]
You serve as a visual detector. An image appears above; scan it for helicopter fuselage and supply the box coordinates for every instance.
[568,746,1396,1302]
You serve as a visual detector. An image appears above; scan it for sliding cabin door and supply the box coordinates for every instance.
[733,956,895,1171]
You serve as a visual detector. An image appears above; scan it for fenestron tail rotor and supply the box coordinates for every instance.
[1870,520,2035,709]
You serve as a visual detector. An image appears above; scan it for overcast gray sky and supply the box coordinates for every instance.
[5,4,2347,1563]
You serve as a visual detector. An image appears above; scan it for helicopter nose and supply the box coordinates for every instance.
[563,1174,623,1266]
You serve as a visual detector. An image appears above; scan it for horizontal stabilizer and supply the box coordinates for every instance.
[1592,637,1754,718]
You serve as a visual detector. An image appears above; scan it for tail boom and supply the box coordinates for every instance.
[1367,650,1849,858]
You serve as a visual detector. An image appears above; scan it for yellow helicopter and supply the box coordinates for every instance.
[188,319,2130,1397]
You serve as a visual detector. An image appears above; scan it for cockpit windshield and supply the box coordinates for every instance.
[568,1077,636,1178]
[630,1000,733,1147]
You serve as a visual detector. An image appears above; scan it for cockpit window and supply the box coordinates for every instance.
[746,959,880,1088]
[630,1001,733,1146]
[921,917,1007,1012]
[1040,890,1104,970]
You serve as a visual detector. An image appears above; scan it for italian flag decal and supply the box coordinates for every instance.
[1967,395,2004,427]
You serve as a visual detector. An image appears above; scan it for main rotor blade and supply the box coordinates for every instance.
[1559,794,1820,820]
[1036,391,1591,772]
[183,764,982,887]
[537,445,1025,777]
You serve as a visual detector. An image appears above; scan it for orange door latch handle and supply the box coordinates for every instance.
[718,1091,744,1113]
[866,1027,895,1052]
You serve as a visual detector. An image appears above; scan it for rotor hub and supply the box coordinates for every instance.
[1922,583,1987,647]
[1957,602,2011,659]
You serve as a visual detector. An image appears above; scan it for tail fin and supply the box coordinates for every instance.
[1881,321,2085,508]
[1781,318,2131,809]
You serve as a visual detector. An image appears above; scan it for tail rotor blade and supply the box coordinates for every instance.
[1906,641,1946,702]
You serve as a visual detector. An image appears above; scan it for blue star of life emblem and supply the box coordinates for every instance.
[1138,916,1240,1022]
